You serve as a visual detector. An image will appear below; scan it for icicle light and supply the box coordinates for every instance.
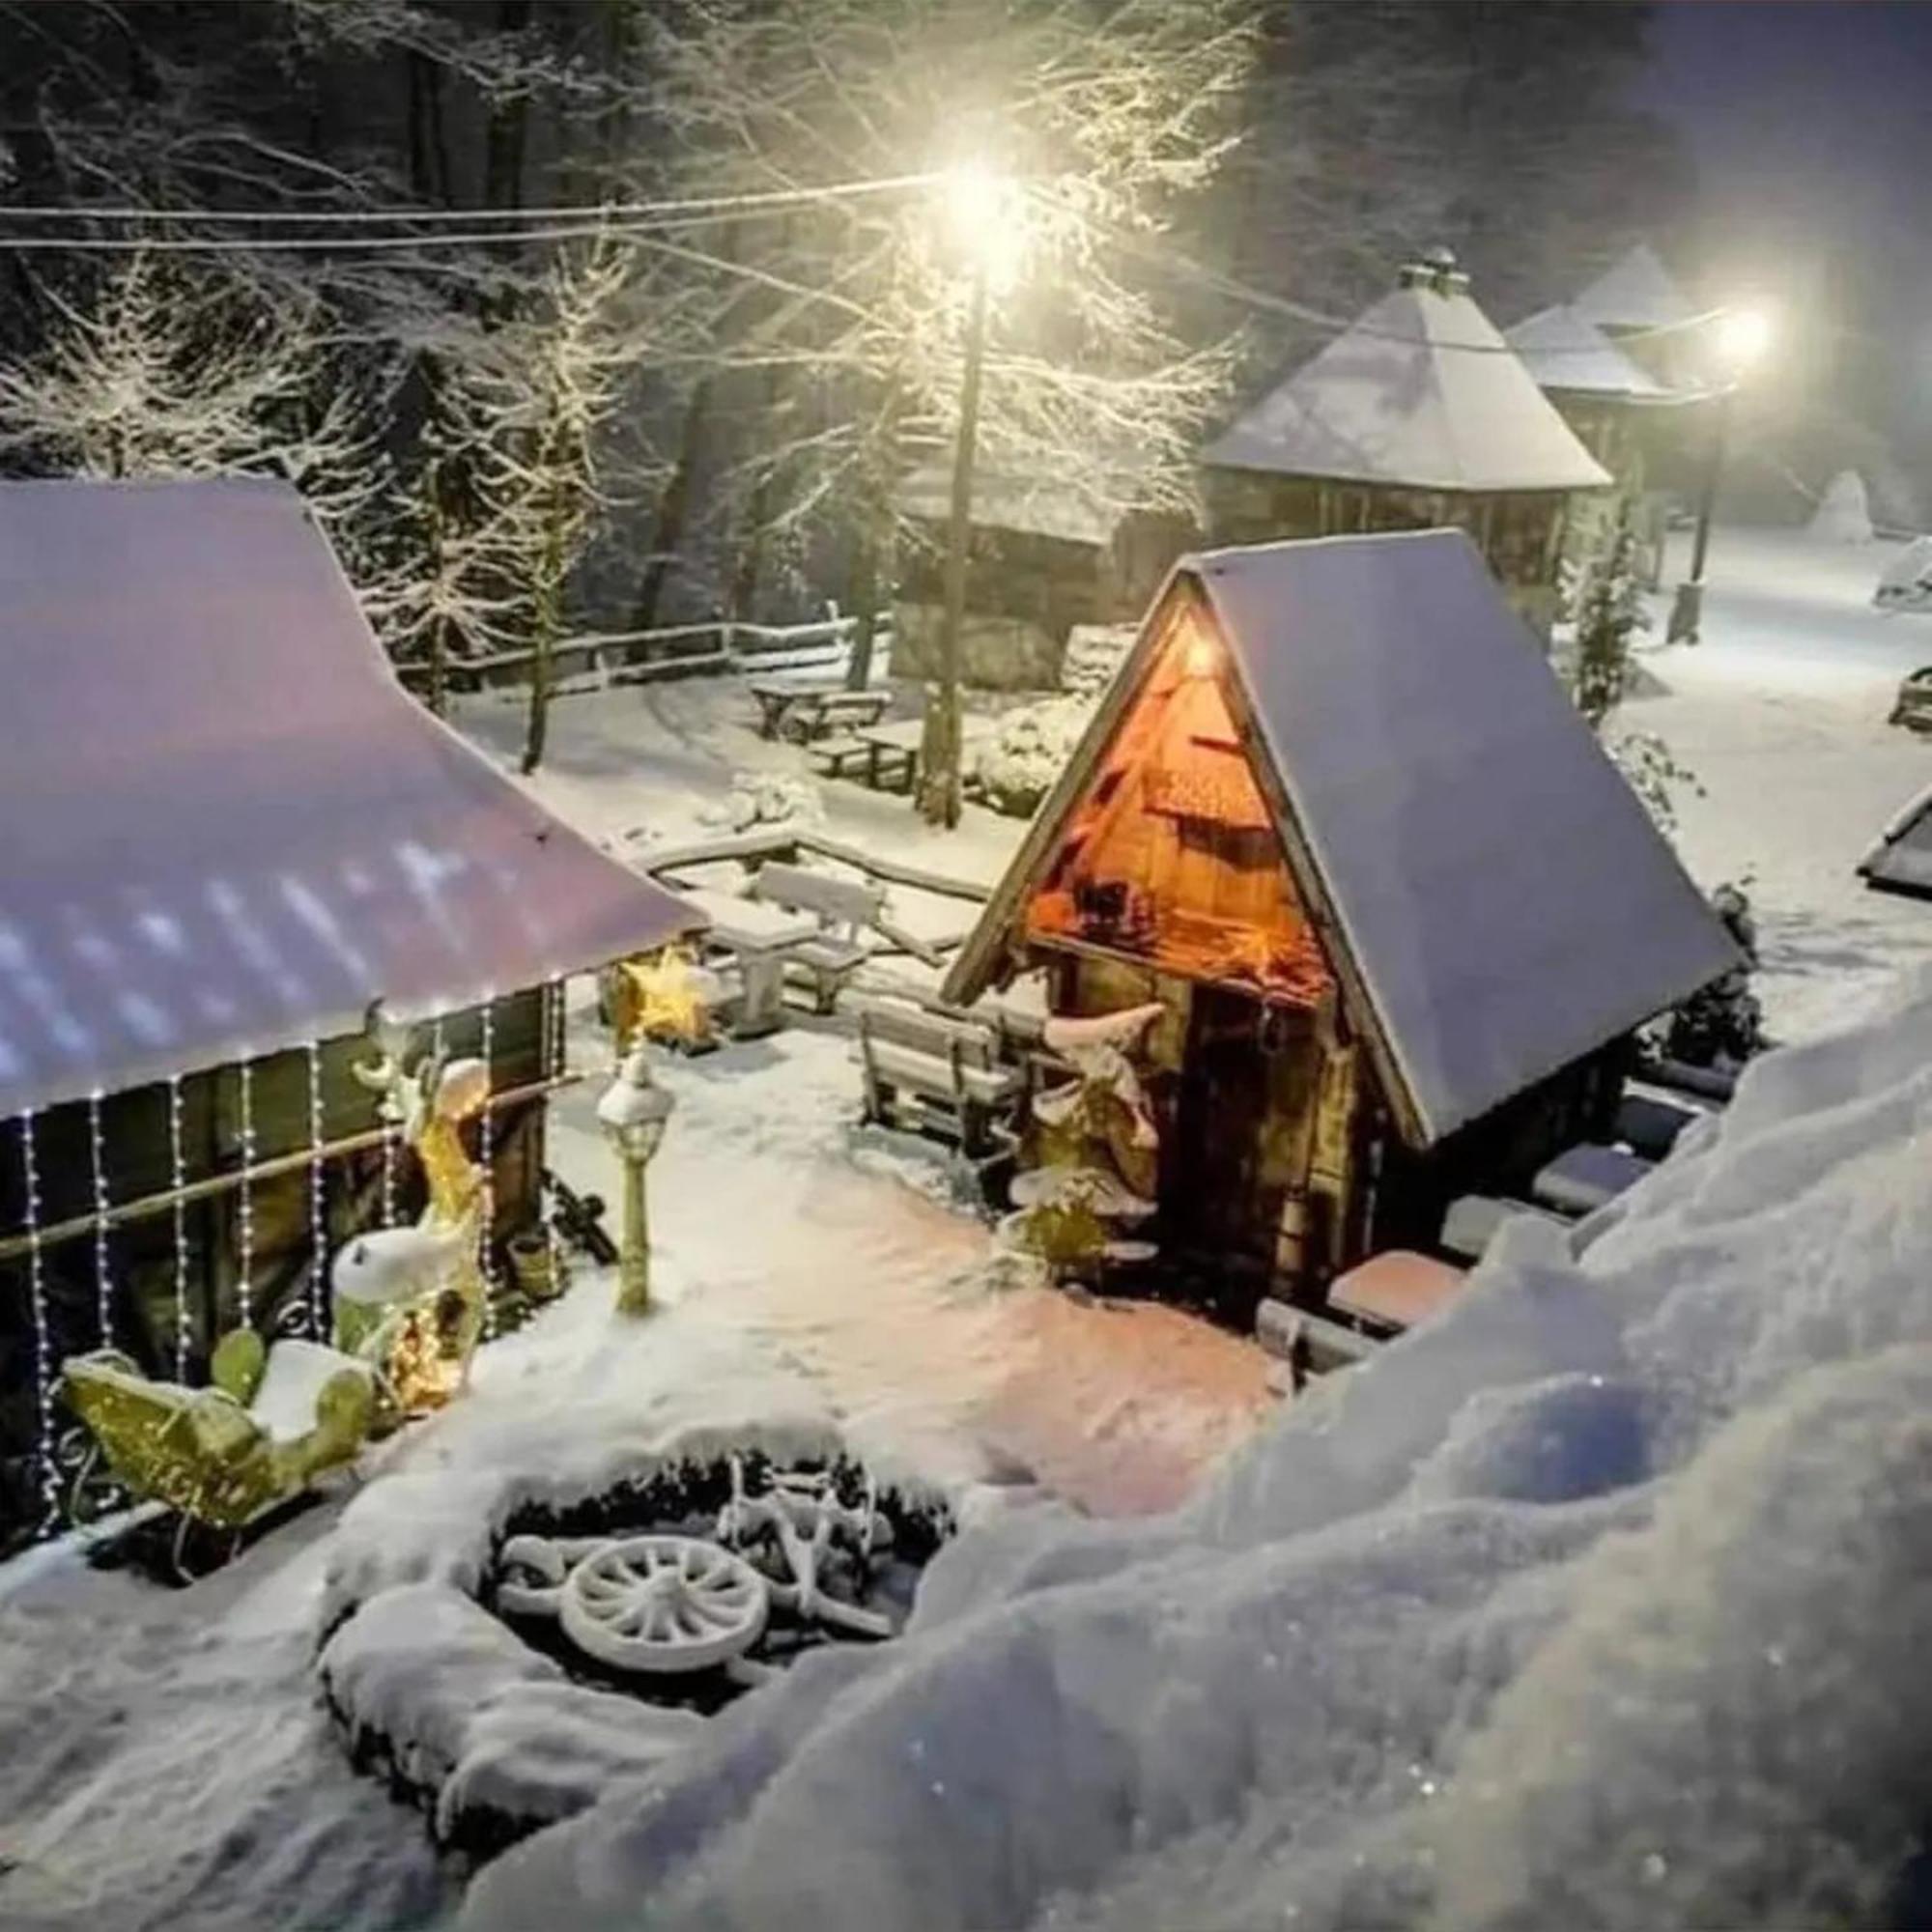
[18,1109,57,1524]
[168,1074,189,1378]
[478,998,497,1339]
[306,1039,327,1338]
[236,1055,256,1328]
[87,1088,113,1346]
[542,976,564,1286]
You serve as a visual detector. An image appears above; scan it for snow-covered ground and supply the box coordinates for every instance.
[6,521,1932,1932]
[1634,526,1932,1037]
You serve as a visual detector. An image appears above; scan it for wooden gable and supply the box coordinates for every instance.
[1022,606,1333,1005]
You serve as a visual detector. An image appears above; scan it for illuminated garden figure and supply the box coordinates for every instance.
[330,1004,492,1412]
[1006,1003,1163,1280]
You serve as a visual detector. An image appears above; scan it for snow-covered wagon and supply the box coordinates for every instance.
[1199,250,1610,640]
[0,478,697,1550]
[944,529,1737,1319]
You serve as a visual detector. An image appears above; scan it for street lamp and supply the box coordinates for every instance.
[596,1043,675,1316]
[1666,303,1773,645]
[918,160,1024,829]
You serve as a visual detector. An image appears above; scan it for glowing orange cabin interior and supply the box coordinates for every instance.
[1024,609,1332,1003]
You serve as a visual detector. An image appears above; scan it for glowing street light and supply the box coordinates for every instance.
[1667,301,1775,645]
[919,159,1023,828]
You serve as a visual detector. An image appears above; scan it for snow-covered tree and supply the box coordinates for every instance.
[1570,511,1648,732]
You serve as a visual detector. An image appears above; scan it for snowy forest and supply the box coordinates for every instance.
[0,0,1691,714]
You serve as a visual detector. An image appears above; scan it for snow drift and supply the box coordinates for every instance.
[466,972,1932,1932]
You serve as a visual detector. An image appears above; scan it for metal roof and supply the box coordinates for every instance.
[0,478,698,1117]
[1201,273,1610,495]
[1572,243,1700,334]
[946,530,1736,1143]
[1506,303,1676,400]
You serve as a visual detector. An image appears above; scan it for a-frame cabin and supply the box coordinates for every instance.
[945,530,1736,1310]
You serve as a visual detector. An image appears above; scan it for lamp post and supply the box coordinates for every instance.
[918,160,1022,830]
[1667,305,1772,645]
[596,1044,675,1316]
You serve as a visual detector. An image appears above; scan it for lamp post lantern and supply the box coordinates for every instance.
[596,1044,675,1316]
[1667,305,1772,645]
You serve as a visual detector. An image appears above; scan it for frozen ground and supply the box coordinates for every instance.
[5,522,1932,1932]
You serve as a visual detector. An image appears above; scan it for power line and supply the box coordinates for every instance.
[0,169,943,228]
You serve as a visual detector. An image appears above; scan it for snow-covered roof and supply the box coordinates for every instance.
[947,529,1736,1143]
[1506,303,1675,400]
[0,478,698,1117]
[895,462,1121,548]
[1571,242,1699,334]
[1200,267,1610,495]
[1859,779,1932,899]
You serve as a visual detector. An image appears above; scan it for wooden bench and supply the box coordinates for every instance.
[1255,1297,1377,1378]
[749,679,892,742]
[852,996,1024,1157]
[1327,1249,1465,1337]
[745,861,883,1012]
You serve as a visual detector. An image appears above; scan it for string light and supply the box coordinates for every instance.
[236,1055,256,1328]
[17,1110,57,1525]
[168,1075,189,1378]
[306,1039,327,1339]
[542,977,565,1290]
[87,1088,113,1346]
[478,999,497,1339]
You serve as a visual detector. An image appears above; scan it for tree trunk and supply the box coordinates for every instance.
[522,477,568,775]
[484,0,534,211]
[843,373,902,691]
[630,375,713,633]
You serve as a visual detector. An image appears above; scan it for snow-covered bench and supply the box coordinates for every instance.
[746,861,883,1012]
[854,996,1024,1157]
[1530,1143,1656,1218]
[1437,1193,1566,1264]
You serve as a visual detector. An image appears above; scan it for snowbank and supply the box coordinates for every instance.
[466,973,1932,1932]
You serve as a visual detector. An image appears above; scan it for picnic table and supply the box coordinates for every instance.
[678,886,819,1037]
[812,716,989,795]
[748,677,892,743]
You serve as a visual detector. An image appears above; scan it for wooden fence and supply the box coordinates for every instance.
[396,604,894,698]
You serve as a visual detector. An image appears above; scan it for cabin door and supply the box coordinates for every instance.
[1162,985,1292,1268]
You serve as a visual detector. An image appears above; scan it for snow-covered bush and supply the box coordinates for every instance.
[1606,727,1704,837]
[698,770,825,834]
[1060,624,1137,698]
[1808,469,1875,545]
[965,694,1094,818]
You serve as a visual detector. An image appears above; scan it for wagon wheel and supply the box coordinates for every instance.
[559,1535,769,1676]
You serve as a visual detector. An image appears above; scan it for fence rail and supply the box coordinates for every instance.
[396,603,893,697]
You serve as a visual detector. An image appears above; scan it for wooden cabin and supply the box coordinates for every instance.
[944,531,1736,1318]
[892,463,1120,691]
[0,479,696,1546]
[1199,251,1610,640]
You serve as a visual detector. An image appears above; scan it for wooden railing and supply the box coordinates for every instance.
[395,603,894,697]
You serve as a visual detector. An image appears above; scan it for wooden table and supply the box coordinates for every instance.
[677,888,819,1037]
[748,678,892,742]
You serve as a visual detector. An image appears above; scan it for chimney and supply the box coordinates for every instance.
[1397,245,1470,298]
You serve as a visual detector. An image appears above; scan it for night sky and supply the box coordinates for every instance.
[1636,0,1932,445]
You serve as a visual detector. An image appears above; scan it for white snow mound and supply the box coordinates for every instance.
[1808,469,1875,545]
[464,971,1932,1932]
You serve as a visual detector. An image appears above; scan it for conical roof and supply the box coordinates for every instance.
[1572,243,1699,333]
[1201,257,1609,495]
[1507,303,1675,400]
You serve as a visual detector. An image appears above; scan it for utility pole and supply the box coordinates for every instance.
[1666,384,1731,646]
[917,261,989,829]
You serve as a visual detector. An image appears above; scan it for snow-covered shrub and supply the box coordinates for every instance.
[1569,512,1649,731]
[965,694,1094,818]
[1607,727,1702,837]
[698,770,825,833]
[1807,469,1875,545]
[1060,624,1137,697]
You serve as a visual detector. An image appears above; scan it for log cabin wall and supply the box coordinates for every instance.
[0,987,551,1534]
[1201,470,1572,641]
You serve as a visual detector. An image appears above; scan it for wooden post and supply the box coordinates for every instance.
[918,262,990,829]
